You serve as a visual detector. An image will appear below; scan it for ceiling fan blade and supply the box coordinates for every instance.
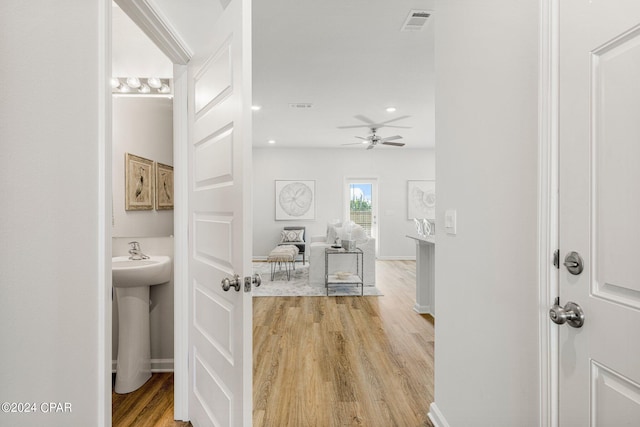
[355,136,370,140]
[381,141,406,147]
[380,135,403,142]
[341,142,365,146]
[378,115,410,125]
[377,124,412,129]
[366,144,375,150]
[353,115,377,125]
[337,124,373,129]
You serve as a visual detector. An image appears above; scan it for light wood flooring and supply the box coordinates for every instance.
[254,260,435,426]
[113,260,434,427]
[112,373,191,427]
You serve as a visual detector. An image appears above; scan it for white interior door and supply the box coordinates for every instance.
[559,1,640,425]
[187,0,252,425]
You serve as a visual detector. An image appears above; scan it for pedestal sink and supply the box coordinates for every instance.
[112,255,171,394]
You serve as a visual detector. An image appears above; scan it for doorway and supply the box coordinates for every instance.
[111,3,179,424]
[345,178,379,254]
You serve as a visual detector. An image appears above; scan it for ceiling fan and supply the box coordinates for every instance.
[342,128,405,150]
[337,114,412,130]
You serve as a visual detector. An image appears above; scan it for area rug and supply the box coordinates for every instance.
[252,262,383,297]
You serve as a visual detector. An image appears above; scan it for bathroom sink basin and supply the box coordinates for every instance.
[112,256,172,288]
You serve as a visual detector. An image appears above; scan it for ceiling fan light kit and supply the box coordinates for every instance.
[342,127,406,150]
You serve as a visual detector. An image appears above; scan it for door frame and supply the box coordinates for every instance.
[107,0,193,422]
[538,0,559,425]
[343,177,380,255]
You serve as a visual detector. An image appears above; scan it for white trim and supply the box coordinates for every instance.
[172,64,190,421]
[98,2,112,426]
[377,255,416,261]
[428,402,451,427]
[112,359,175,373]
[413,304,432,314]
[114,0,192,64]
[538,0,560,426]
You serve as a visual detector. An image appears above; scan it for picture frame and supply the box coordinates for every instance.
[408,180,435,220]
[125,153,154,211]
[275,180,316,220]
[155,162,174,210]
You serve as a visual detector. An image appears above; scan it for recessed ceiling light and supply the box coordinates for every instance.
[251,105,262,111]
[386,107,397,113]
[268,140,276,144]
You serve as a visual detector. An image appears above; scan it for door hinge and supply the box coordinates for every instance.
[553,249,560,269]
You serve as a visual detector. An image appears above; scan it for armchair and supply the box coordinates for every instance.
[277,226,307,264]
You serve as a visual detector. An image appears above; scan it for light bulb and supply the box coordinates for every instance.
[147,77,162,89]
[158,84,171,94]
[110,78,121,89]
[126,77,141,88]
[138,84,150,94]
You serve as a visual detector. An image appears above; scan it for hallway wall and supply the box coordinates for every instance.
[432,0,540,425]
[0,1,107,426]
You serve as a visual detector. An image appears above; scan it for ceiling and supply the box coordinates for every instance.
[114,1,435,149]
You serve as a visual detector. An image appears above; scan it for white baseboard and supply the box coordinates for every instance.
[112,358,174,373]
[428,402,450,427]
[376,255,416,261]
[413,304,433,315]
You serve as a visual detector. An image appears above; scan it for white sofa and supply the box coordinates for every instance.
[308,222,376,287]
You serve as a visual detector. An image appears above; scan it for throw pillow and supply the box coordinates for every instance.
[281,229,304,243]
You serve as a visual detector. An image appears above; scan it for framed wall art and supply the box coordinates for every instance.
[275,180,316,220]
[155,162,174,210]
[125,153,154,210]
[408,180,435,220]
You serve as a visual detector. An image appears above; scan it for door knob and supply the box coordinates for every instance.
[549,299,585,328]
[221,274,241,292]
[563,251,584,275]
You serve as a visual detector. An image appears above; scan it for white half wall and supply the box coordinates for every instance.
[0,1,107,425]
[112,97,173,237]
[432,0,540,426]
[252,148,435,259]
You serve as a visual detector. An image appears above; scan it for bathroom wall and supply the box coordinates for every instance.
[112,96,173,238]
[112,237,174,371]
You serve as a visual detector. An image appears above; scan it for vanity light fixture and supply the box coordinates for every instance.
[111,77,172,96]
[386,106,397,113]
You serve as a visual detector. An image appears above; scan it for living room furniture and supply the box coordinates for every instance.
[309,221,375,287]
[267,244,299,280]
[406,234,435,315]
[277,226,307,264]
[325,247,364,296]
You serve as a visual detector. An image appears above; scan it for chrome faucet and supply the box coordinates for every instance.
[128,241,149,260]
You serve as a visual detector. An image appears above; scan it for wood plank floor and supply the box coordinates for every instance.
[112,373,191,427]
[113,260,433,426]
[253,260,435,427]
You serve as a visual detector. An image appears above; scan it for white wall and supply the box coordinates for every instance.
[112,97,173,237]
[253,147,435,259]
[0,1,106,425]
[432,0,540,426]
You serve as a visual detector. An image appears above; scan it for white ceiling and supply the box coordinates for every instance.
[114,1,435,149]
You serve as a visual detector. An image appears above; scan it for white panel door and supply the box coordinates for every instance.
[187,0,252,425]
[559,1,640,425]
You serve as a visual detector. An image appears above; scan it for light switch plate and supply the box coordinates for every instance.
[444,209,457,235]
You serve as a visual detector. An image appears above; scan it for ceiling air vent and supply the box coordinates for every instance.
[401,10,432,32]
[288,103,313,109]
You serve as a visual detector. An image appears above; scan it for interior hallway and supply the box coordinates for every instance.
[253,260,435,426]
